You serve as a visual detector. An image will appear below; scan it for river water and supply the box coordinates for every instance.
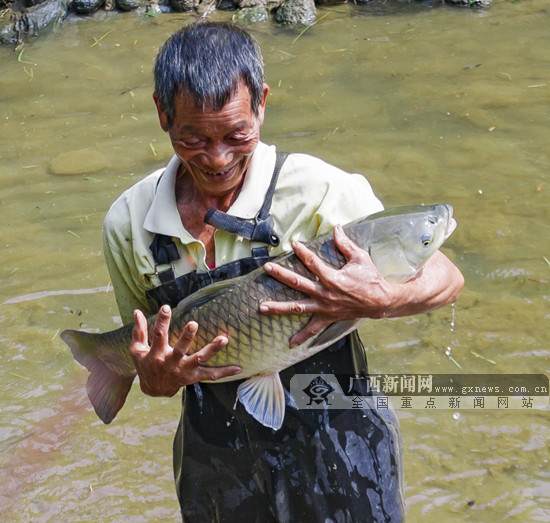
[1,1,549,521]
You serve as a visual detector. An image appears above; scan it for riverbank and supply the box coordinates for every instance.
[1,0,491,46]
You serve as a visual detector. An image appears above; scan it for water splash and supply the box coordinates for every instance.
[446,304,461,368]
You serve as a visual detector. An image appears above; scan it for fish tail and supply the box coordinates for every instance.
[61,329,135,424]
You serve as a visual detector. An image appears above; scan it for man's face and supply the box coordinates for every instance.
[155,82,268,200]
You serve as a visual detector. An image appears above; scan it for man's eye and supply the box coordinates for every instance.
[228,133,250,144]
[178,139,204,148]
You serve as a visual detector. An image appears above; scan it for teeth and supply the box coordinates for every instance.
[212,169,229,177]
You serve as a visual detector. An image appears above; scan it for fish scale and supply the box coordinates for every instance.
[61,204,456,428]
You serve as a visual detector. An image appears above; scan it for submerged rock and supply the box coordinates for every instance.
[49,148,110,176]
[0,0,67,45]
[170,0,198,11]
[115,0,143,10]
[72,0,103,14]
[25,0,49,7]
[274,0,316,27]
[232,5,268,23]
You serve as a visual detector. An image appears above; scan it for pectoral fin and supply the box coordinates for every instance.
[301,319,361,352]
[237,373,286,431]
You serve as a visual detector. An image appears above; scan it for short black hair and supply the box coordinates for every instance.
[154,21,266,126]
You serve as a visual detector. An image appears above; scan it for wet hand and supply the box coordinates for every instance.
[130,305,241,397]
[259,225,401,348]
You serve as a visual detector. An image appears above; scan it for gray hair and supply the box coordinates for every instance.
[154,21,266,126]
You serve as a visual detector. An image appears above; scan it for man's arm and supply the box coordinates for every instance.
[259,225,464,348]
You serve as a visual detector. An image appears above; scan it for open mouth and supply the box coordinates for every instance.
[204,165,236,178]
[443,204,457,239]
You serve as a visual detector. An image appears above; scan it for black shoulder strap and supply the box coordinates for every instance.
[203,151,288,247]
[149,151,288,271]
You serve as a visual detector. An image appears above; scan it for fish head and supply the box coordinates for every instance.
[369,204,457,283]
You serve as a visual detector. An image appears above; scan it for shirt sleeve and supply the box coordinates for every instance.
[312,172,384,237]
[103,213,152,325]
[272,152,384,248]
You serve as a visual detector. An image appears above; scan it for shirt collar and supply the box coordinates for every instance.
[143,154,185,239]
[142,142,277,239]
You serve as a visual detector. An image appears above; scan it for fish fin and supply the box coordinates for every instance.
[175,277,240,312]
[86,365,134,424]
[237,373,286,431]
[301,320,362,352]
[61,329,135,424]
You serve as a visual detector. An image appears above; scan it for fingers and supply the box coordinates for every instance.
[190,334,229,364]
[183,334,241,381]
[290,241,334,284]
[333,225,377,269]
[171,320,240,378]
[172,319,241,380]
[264,260,320,295]
[132,309,148,347]
[260,298,317,316]
[288,316,330,349]
[332,225,359,259]
[263,229,359,292]
[149,304,172,357]
[171,321,198,360]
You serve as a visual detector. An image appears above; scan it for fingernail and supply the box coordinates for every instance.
[264,263,272,272]
[259,304,269,313]
[289,341,298,349]
[232,367,242,375]
[187,322,198,333]
[162,305,170,314]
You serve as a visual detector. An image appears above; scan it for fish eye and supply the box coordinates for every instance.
[421,234,432,247]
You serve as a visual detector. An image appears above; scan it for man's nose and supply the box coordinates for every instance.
[202,144,233,172]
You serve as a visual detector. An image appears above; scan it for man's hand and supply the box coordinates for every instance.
[259,225,463,348]
[130,305,242,397]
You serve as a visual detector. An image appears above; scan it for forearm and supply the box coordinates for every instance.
[379,251,464,319]
[260,229,464,347]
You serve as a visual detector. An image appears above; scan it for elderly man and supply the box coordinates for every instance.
[103,21,463,521]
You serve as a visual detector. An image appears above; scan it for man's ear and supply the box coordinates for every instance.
[153,93,169,132]
[257,83,269,126]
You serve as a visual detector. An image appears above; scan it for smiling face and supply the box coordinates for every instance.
[154,82,268,204]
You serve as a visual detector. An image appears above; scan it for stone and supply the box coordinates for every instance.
[49,148,110,175]
[170,0,198,11]
[116,0,143,10]
[274,0,316,27]
[232,5,268,22]
[72,0,104,14]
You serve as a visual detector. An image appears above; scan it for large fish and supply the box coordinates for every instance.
[61,204,456,430]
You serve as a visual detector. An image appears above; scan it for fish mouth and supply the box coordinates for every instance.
[443,204,457,239]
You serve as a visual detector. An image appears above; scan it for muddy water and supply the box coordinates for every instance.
[1,1,549,521]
